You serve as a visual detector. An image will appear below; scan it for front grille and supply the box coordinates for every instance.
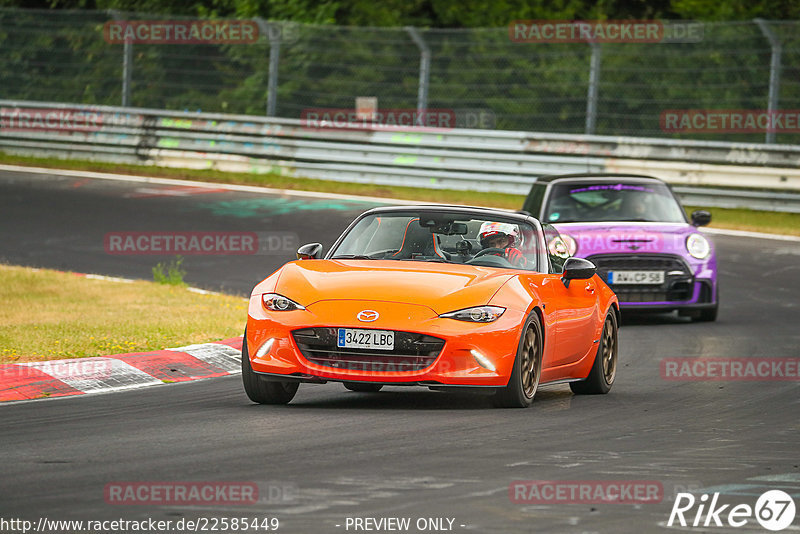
[291,328,445,373]
[587,254,693,303]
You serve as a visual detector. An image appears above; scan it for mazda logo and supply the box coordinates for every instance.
[357,310,379,322]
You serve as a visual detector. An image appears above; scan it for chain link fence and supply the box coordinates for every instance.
[1,8,799,144]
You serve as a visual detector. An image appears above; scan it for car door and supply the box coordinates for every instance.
[542,224,599,366]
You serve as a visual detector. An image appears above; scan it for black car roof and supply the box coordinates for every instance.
[533,173,666,185]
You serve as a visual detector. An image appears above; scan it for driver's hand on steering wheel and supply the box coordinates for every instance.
[504,247,527,267]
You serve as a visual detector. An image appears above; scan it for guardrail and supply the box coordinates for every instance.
[1,100,800,212]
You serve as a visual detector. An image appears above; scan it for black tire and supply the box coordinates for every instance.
[570,311,618,395]
[493,312,543,408]
[693,302,718,322]
[241,331,299,405]
[343,382,384,393]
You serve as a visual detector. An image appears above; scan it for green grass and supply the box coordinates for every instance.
[152,256,188,286]
[1,151,798,235]
[0,264,246,363]
[684,206,800,237]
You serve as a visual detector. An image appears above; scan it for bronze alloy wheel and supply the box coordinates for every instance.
[521,325,541,398]
[601,316,617,385]
[493,312,543,408]
[570,310,618,395]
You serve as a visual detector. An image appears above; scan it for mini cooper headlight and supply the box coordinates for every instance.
[262,293,305,311]
[439,306,505,323]
[686,233,711,259]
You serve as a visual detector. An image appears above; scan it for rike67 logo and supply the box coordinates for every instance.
[668,490,796,531]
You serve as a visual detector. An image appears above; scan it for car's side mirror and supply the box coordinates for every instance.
[691,210,712,227]
[561,257,596,287]
[297,243,323,260]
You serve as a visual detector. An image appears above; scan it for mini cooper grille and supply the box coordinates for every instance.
[291,328,445,373]
[587,254,694,303]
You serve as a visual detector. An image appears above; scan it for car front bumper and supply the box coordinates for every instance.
[245,298,526,387]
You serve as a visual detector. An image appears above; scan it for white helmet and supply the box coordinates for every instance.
[479,221,519,247]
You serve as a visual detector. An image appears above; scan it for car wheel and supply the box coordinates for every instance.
[693,301,718,322]
[343,382,383,393]
[241,331,299,405]
[570,311,618,395]
[493,312,542,408]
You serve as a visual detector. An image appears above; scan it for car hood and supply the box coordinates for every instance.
[553,222,701,257]
[264,259,516,314]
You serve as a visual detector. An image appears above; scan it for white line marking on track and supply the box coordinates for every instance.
[0,164,421,205]
[84,274,135,283]
[3,164,795,240]
[702,227,800,242]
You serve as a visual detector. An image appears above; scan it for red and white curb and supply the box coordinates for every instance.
[0,337,243,402]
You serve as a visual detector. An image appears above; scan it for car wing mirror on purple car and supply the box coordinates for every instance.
[297,243,323,260]
[691,210,712,227]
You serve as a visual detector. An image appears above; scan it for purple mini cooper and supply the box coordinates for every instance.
[523,174,718,322]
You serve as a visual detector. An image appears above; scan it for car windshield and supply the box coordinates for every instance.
[543,182,687,223]
[329,211,542,272]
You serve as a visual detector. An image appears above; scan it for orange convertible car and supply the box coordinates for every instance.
[243,205,619,407]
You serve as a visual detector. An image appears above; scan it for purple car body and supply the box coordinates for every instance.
[523,174,718,321]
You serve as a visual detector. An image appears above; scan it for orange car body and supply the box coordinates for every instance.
[245,206,618,393]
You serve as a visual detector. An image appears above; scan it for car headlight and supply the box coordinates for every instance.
[439,306,505,323]
[561,234,577,256]
[686,233,711,259]
[262,293,305,311]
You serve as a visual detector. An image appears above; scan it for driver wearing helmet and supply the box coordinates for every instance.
[478,222,527,267]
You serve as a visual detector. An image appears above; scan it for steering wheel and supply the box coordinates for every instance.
[472,247,506,259]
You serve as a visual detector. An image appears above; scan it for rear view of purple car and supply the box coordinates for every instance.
[523,174,717,322]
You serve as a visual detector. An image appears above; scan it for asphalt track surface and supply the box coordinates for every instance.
[1,168,798,533]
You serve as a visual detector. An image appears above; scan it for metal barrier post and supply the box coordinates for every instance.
[256,18,281,117]
[406,27,430,126]
[585,40,601,135]
[109,10,133,107]
[754,19,782,145]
